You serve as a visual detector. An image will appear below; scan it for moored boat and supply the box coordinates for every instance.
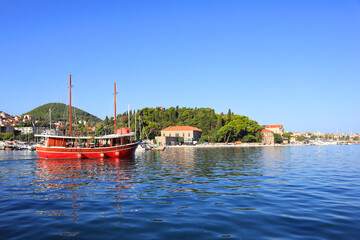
[35,128,139,159]
[35,75,140,159]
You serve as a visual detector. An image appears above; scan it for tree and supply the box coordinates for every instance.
[274,133,283,143]
[284,132,292,139]
[216,115,262,143]
[113,106,261,142]
[145,122,161,139]
[215,114,223,130]
[227,109,232,123]
[242,135,257,142]
[2,132,14,141]
[104,116,110,125]
[217,125,235,143]
[296,135,306,142]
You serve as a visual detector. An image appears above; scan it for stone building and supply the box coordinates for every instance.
[156,126,202,145]
[261,129,274,145]
[265,124,284,136]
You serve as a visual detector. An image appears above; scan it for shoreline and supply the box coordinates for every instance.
[164,143,359,149]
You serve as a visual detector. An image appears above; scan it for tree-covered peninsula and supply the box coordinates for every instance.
[19,104,262,143]
[97,107,262,143]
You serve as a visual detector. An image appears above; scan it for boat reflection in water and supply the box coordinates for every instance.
[35,157,136,236]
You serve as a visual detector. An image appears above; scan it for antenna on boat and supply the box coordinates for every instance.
[114,82,118,135]
[69,74,72,137]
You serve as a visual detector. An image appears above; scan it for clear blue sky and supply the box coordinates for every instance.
[1,0,359,134]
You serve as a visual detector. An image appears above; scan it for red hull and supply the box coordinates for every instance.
[36,142,139,159]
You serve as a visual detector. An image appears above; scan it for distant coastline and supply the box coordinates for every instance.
[142,142,360,151]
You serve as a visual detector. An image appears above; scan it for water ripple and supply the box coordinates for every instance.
[0,146,360,239]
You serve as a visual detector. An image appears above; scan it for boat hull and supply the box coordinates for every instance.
[36,142,139,159]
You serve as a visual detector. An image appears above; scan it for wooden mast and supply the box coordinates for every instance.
[114,82,117,134]
[69,74,72,136]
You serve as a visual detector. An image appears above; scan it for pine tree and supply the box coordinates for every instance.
[227,109,232,123]
[216,114,223,130]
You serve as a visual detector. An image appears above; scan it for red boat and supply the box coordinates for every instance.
[35,75,140,159]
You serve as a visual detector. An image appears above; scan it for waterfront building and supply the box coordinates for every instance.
[0,111,11,119]
[261,129,274,145]
[23,114,35,121]
[305,132,312,138]
[313,132,326,138]
[265,124,284,136]
[156,126,202,145]
[14,127,34,134]
[13,115,23,122]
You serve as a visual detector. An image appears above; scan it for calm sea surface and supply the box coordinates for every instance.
[0,146,359,240]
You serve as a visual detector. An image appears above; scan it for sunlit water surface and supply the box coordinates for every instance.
[0,146,359,239]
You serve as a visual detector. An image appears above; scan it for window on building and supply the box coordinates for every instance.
[176,133,179,137]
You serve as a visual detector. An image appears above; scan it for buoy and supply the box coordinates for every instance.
[100,153,105,158]
[115,151,120,156]
[77,153,82,158]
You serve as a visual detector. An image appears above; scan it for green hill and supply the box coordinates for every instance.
[110,106,263,142]
[23,103,102,123]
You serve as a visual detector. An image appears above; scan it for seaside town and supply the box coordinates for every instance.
[1,109,359,150]
[2,2,360,239]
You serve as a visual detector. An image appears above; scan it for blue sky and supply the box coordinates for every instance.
[1,0,359,133]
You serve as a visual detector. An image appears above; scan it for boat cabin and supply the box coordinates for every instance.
[36,128,134,149]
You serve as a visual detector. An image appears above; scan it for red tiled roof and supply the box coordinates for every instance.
[261,129,272,133]
[266,124,283,128]
[162,126,202,132]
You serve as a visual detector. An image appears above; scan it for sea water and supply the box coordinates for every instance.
[0,145,359,239]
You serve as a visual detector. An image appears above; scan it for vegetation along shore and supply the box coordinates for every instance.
[1,104,359,145]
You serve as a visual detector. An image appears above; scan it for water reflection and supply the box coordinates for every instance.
[1,147,360,239]
[137,147,272,200]
[35,157,136,235]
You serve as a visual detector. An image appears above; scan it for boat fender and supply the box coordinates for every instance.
[77,153,82,158]
[115,151,120,157]
[100,153,105,158]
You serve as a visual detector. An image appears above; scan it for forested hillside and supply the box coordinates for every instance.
[23,103,102,123]
[97,107,263,143]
